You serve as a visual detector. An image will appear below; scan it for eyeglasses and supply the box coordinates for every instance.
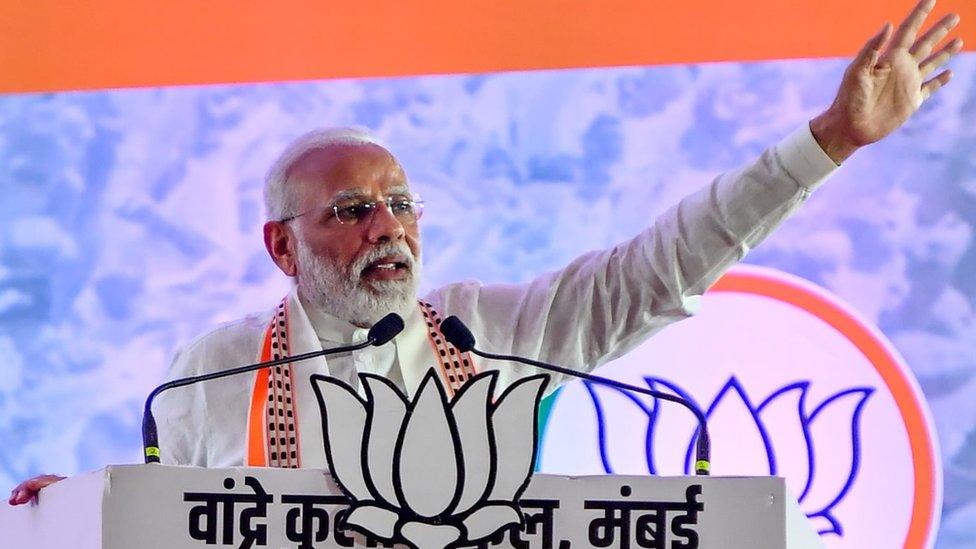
[280,194,425,226]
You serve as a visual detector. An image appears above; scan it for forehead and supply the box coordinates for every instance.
[286,142,407,203]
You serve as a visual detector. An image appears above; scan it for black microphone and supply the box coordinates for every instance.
[141,312,405,464]
[439,315,712,476]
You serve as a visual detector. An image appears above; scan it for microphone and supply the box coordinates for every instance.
[367,313,405,345]
[439,315,712,476]
[141,312,405,464]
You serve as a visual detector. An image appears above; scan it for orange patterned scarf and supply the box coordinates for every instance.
[246,297,477,467]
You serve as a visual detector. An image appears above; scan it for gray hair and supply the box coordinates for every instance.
[264,127,385,221]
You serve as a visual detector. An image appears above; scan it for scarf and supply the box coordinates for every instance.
[246,296,478,467]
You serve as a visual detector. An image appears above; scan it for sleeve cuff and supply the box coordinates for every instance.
[776,122,840,191]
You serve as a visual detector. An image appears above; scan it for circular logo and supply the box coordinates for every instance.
[538,265,941,548]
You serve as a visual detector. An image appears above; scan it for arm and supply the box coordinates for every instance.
[154,348,210,467]
[154,317,267,467]
[441,0,961,382]
[8,475,65,506]
[453,125,835,375]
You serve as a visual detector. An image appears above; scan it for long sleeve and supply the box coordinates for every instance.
[154,316,268,466]
[155,346,209,466]
[431,124,838,387]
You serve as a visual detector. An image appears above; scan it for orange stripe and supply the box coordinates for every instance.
[711,271,937,548]
[1,0,973,93]
[246,324,274,467]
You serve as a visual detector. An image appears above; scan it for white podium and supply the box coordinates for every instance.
[1,464,823,548]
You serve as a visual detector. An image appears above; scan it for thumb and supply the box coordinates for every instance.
[853,22,892,71]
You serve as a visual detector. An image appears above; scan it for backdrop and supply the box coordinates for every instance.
[2,2,975,547]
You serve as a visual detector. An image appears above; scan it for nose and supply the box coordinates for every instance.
[365,202,406,243]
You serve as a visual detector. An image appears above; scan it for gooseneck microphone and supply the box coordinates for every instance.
[141,312,405,464]
[439,315,712,476]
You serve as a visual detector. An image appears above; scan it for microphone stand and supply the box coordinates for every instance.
[468,348,712,476]
[439,316,711,476]
[142,313,404,464]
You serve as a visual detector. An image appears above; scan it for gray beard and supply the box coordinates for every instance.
[295,239,420,328]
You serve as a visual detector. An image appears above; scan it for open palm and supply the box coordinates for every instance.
[814,0,963,162]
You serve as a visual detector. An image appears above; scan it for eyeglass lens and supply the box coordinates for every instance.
[333,196,424,224]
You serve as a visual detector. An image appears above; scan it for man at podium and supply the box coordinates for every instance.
[10,0,963,505]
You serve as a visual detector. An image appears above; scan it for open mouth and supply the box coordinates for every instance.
[360,256,411,280]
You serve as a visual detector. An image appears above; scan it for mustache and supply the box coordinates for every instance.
[350,242,417,279]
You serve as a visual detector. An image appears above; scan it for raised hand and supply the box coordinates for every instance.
[811,0,963,163]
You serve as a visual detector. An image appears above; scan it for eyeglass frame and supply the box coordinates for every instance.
[278,191,425,226]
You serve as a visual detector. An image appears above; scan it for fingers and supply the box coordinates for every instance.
[8,487,35,505]
[854,23,893,71]
[921,69,953,101]
[921,38,964,77]
[911,12,960,61]
[7,475,66,506]
[893,0,936,50]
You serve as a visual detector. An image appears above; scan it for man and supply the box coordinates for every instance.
[9,0,963,503]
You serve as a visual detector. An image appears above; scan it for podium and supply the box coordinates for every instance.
[1,464,823,548]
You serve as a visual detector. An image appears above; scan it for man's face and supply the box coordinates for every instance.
[285,143,422,325]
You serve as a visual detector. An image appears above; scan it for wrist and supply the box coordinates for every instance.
[809,110,861,165]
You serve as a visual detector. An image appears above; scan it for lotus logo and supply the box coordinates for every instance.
[311,369,549,549]
[539,267,942,547]
[584,375,873,537]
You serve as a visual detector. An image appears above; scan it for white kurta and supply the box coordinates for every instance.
[156,124,838,467]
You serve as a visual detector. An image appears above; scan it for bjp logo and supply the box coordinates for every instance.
[538,266,941,549]
[312,369,548,549]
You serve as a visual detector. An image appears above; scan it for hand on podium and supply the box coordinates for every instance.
[7,474,65,506]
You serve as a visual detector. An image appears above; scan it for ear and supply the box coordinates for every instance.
[264,221,299,277]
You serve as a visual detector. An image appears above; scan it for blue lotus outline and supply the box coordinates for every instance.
[585,376,874,537]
